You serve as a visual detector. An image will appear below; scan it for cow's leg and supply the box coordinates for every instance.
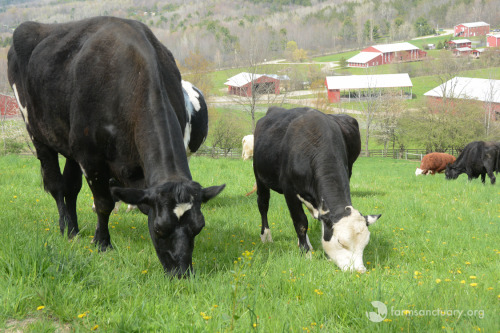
[256,180,272,243]
[62,158,82,237]
[480,173,486,184]
[284,193,311,253]
[84,168,115,251]
[34,142,76,237]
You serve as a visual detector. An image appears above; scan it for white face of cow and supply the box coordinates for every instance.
[321,207,379,273]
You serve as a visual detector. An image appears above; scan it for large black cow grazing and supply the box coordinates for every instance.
[8,16,225,277]
[445,141,500,184]
[253,107,380,273]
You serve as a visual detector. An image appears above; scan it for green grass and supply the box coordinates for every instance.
[0,155,498,331]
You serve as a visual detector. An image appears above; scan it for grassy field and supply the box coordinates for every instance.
[0,154,498,332]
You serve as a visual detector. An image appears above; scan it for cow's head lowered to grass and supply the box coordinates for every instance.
[320,206,380,273]
[112,182,225,277]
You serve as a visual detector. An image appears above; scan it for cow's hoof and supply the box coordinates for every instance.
[260,228,273,243]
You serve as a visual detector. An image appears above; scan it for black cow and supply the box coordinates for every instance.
[445,141,500,184]
[253,107,380,273]
[8,16,225,277]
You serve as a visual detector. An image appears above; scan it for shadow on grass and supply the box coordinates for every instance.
[352,190,386,198]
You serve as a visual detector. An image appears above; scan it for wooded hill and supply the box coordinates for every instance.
[1,0,499,69]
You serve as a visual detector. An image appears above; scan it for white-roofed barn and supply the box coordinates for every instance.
[324,73,413,103]
[424,77,500,121]
[347,42,426,68]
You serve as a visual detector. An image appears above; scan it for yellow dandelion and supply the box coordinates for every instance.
[444,279,451,282]
[78,313,87,318]
[487,287,493,291]
[91,325,99,330]
[403,310,411,315]
[470,276,476,279]
[436,279,442,284]
[141,270,148,274]
[460,280,466,284]
[465,262,471,265]
[383,318,392,322]
[253,323,257,328]
[37,305,45,311]
[470,283,478,287]
[213,305,218,308]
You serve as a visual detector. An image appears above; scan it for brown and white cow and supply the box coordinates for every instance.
[8,16,225,277]
[415,152,456,176]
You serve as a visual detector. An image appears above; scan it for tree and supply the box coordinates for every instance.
[375,93,405,156]
[398,99,484,152]
[178,50,214,99]
[210,117,244,158]
[414,17,435,37]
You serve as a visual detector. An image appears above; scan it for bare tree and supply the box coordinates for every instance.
[375,93,405,156]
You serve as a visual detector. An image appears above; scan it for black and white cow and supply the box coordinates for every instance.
[100,79,209,213]
[8,16,225,277]
[445,141,500,184]
[253,107,380,273]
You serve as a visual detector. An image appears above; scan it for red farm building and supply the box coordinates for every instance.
[224,72,287,97]
[0,94,20,118]
[448,39,472,49]
[325,73,413,103]
[453,47,473,56]
[424,77,500,121]
[347,42,426,68]
[454,22,490,37]
[487,33,500,47]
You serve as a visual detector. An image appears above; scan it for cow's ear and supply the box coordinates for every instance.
[111,187,152,206]
[365,214,381,226]
[201,184,226,203]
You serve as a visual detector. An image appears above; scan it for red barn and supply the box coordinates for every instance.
[448,39,472,49]
[487,33,500,47]
[0,94,20,118]
[454,22,490,37]
[347,42,426,68]
[424,77,500,121]
[224,72,282,97]
[453,47,473,56]
[325,73,413,103]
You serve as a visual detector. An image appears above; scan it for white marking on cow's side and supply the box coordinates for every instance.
[261,228,273,243]
[321,206,372,274]
[12,84,29,125]
[79,163,88,178]
[297,194,329,219]
[184,122,192,151]
[182,80,201,111]
[105,125,117,135]
[173,202,193,219]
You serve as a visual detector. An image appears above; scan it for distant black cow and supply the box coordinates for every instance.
[8,16,225,277]
[445,141,500,184]
[253,107,380,273]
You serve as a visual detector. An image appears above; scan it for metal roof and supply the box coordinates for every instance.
[224,72,285,87]
[370,42,420,53]
[347,52,381,64]
[459,21,489,28]
[424,77,500,104]
[487,33,500,38]
[325,73,413,90]
[450,39,471,44]
[455,47,472,51]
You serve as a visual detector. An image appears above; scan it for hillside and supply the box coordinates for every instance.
[1,0,500,69]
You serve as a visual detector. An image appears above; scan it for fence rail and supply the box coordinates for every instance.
[194,147,460,160]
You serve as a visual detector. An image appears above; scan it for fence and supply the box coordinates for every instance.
[195,147,460,161]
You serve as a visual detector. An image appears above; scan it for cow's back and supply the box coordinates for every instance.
[8,17,187,178]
